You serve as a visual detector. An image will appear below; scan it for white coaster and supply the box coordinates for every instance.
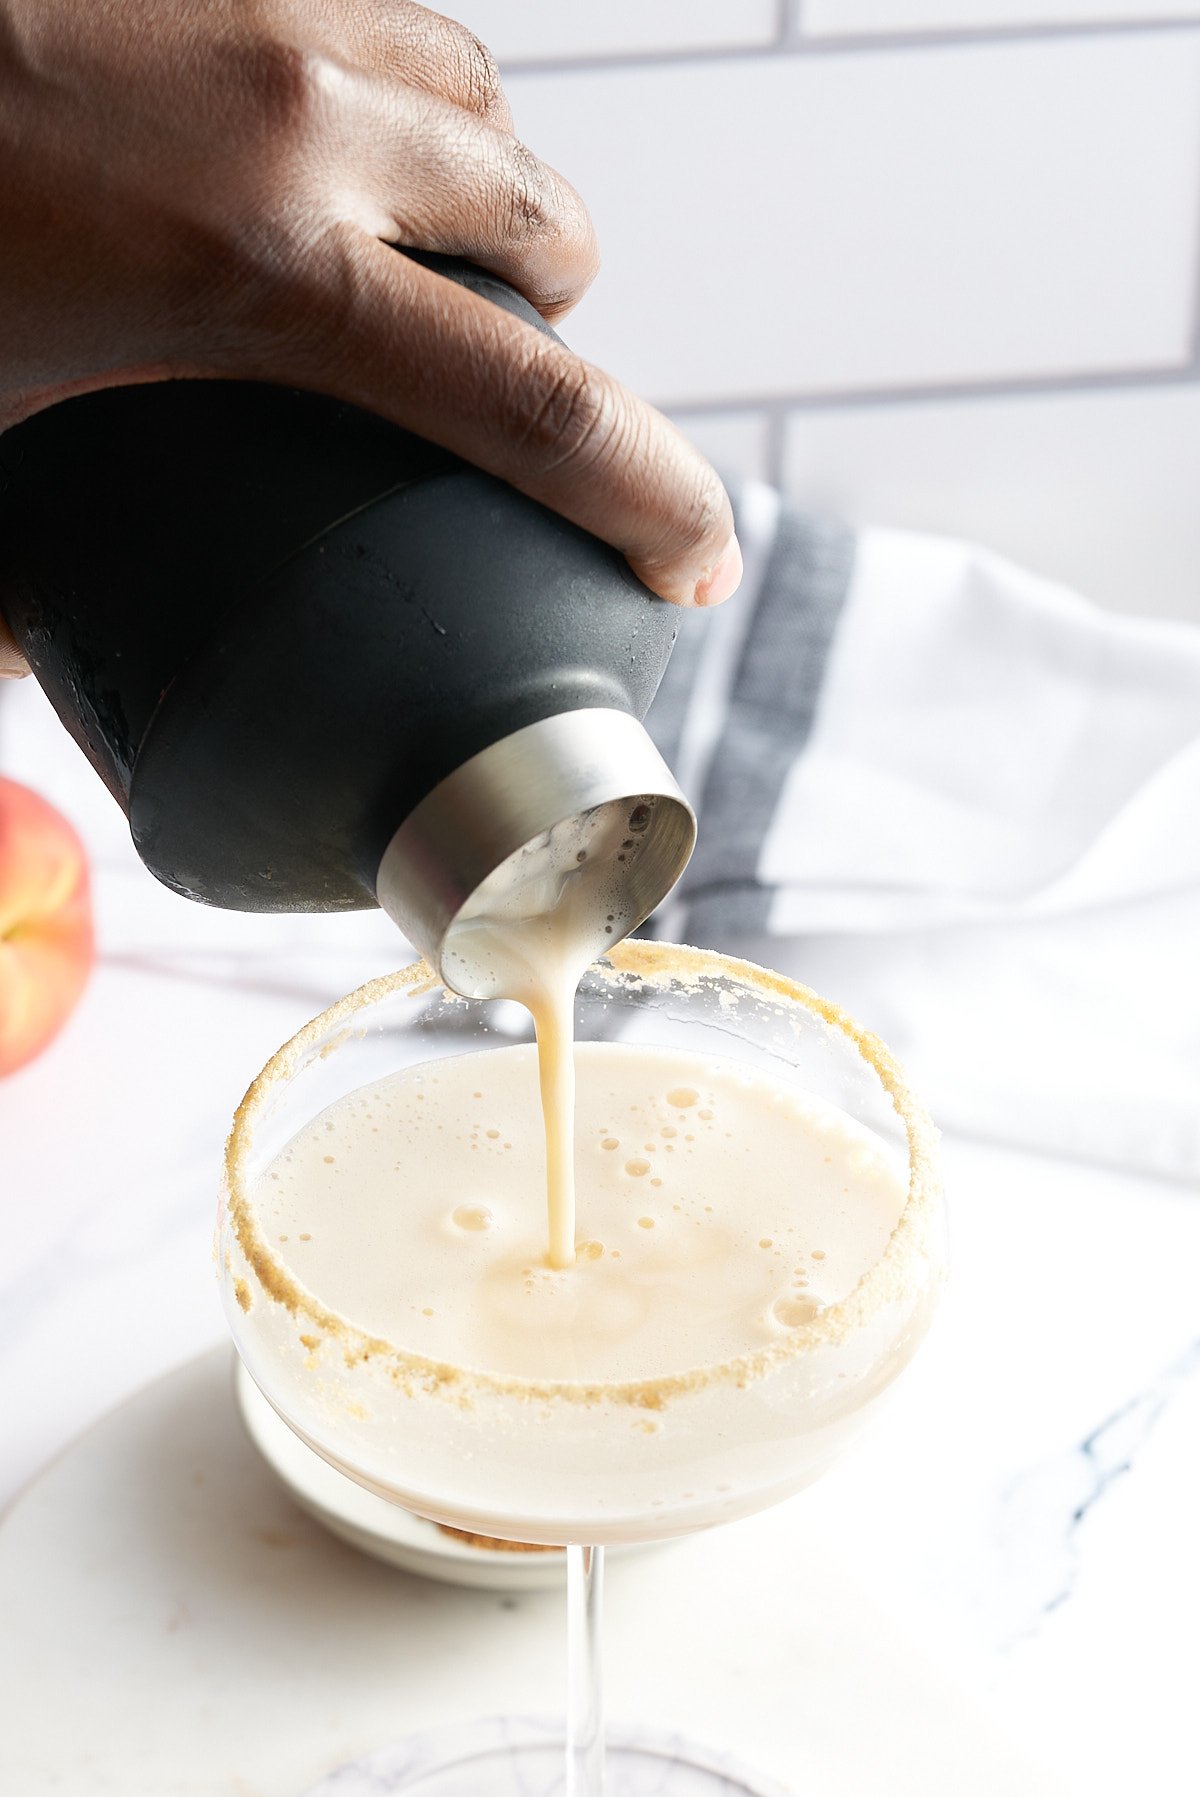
[0,1346,1072,1797]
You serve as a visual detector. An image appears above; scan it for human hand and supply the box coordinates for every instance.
[0,0,740,677]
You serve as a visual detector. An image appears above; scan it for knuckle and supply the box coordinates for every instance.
[241,38,333,136]
[513,352,620,475]
[682,474,729,556]
[492,151,597,314]
[671,470,725,560]
[503,140,553,240]
[664,470,729,566]
[456,30,505,119]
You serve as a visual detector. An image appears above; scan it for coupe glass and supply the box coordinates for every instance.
[218,941,944,1795]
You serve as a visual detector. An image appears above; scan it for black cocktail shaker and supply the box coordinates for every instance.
[0,256,694,995]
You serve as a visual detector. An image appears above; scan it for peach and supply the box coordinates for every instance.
[0,776,94,1077]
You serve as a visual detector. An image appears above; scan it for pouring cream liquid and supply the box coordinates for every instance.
[436,804,660,1271]
[250,814,908,1379]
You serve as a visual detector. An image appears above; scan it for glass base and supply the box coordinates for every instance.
[301,1715,791,1795]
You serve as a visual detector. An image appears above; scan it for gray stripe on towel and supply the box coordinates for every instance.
[681,509,857,940]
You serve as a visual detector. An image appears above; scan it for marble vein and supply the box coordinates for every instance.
[995,1333,1200,1642]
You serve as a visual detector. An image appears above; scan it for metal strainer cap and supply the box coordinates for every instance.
[374,709,696,999]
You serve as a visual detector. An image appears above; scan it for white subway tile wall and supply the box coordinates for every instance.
[783,385,1200,617]
[504,40,1200,400]
[448,1,778,62]
[449,5,1200,620]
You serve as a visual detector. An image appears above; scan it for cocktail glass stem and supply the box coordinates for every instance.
[566,1544,605,1794]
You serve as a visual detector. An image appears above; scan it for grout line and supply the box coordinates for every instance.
[778,12,1200,56]
[1188,137,1200,373]
[763,406,788,486]
[658,359,1200,419]
[497,17,1200,78]
[779,0,799,49]
[500,40,780,78]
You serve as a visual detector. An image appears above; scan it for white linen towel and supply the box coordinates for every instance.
[652,486,1200,1183]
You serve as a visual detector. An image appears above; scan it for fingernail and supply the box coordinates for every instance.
[693,533,742,607]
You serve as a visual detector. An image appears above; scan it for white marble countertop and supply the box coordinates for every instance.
[2,677,1198,1796]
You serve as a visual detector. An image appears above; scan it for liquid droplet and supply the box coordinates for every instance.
[666,1087,699,1109]
[452,1205,493,1232]
[773,1295,821,1328]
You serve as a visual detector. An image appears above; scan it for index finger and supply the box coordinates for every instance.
[271,239,742,608]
